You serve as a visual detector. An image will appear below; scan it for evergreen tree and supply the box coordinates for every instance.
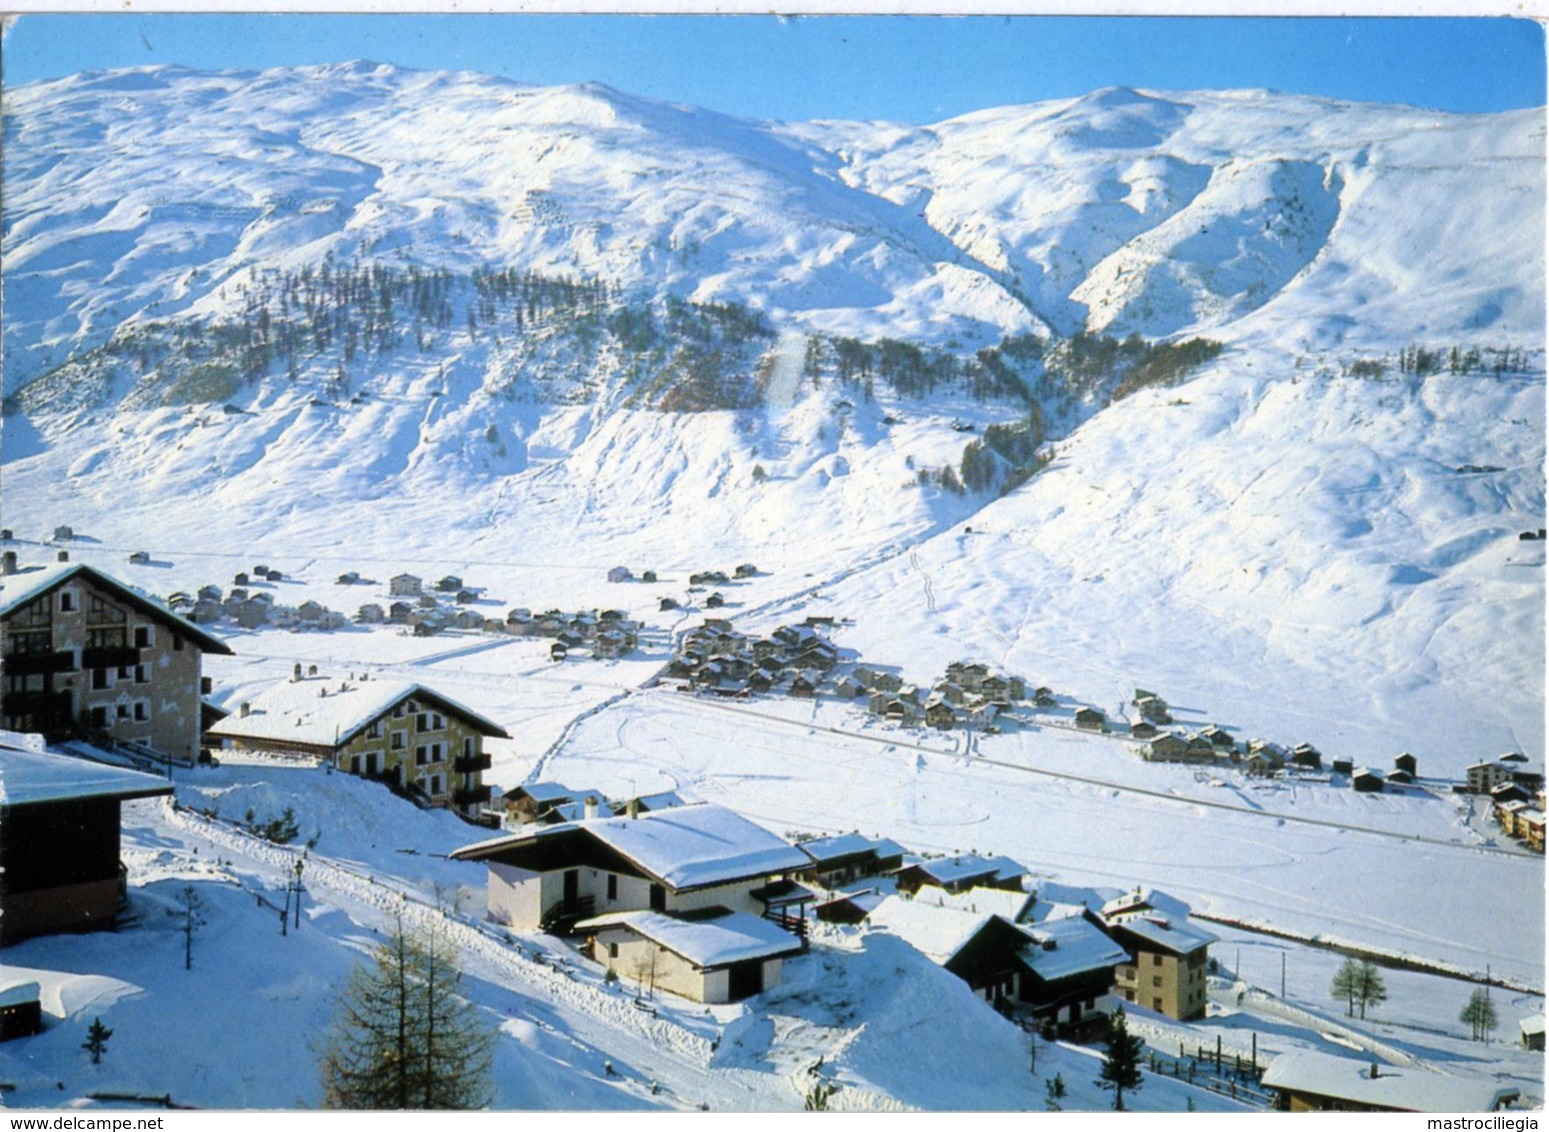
[82,1017,113,1065]
[1044,1073,1067,1111]
[1461,989,1499,1042]
[318,916,494,1109]
[1097,1007,1144,1111]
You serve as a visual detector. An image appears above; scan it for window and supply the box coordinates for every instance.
[134,702,149,722]
[92,668,110,690]
[116,704,130,719]
[59,591,75,612]
[607,942,618,960]
[415,746,428,766]
[133,626,151,648]
[393,702,406,719]
[428,774,442,796]
[134,665,148,684]
[464,737,474,758]
[173,636,184,651]
[1152,976,1162,988]
[391,732,405,751]
[1152,954,1163,966]
[1123,990,1134,1002]
[366,720,382,739]
[117,665,131,680]
[90,706,108,727]
[607,875,618,901]
[1152,998,1163,1011]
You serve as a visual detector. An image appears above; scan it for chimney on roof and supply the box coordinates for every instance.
[239,702,250,718]
[584,795,600,821]
[57,550,69,562]
[201,676,213,694]
[1,551,15,576]
[626,797,640,820]
[1369,1063,1380,1079]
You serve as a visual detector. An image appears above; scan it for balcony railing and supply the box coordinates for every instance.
[4,649,76,676]
[453,784,493,807]
[454,752,492,773]
[82,646,139,670]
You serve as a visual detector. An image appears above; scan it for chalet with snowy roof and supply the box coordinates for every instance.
[1101,893,1215,1021]
[450,802,811,935]
[1201,725,1234,751]
[1331,757,1354,776]
[577,908,803,1003]
[389,574,422,597]
[1518,808,1545,852]
[867,896,1029,1005]
[501,782,604,824]
[1129,720,1159,740]
[1520,1015,1545,1051]
[1352,768,1385,793]
[796,833,907,888]
[1138,734,1197,763]
[1018,914,1129,1029]
[204,674,505,819]
[1262,1050,1519,1113]
[1,559,233,764]
[1074,707,1106,732]
[0,738,174,945]
[356,604,386,625]
[894,853,1026,897]
[1393,752,1418,777]
[924,699,956,730]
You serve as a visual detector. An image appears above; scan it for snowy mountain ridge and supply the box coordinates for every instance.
[2,62,1544,768]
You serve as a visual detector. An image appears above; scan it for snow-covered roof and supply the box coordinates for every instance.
[0,741,174,807]
[453,802,809,891]
[206,675,507,749]
[0,980,40,1008]
[1520,1015,1545,1038]
[507,781,581,804]
[1261,1050,1519,1112]
[575,910,802,968]
[908,853,1025,887]
[798,831,904,866]
[625,789,694,813]
[0,561,232,654]
[866,895,996,965]
[1020,916,1129,983]
[1108,914,1216,957]
[914,885,1036,923]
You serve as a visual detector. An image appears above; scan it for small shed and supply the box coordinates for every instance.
[607,566,633,584]
[1521,1015,1545,1051]
[52,525,74,541]
[1393,752,1418,777]
[1074,707,1106,732]
[0,980,42,1042]
[128,551,151,566]
[1331,757,1354,776]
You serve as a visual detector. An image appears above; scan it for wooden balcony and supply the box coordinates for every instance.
[4,649,76,676]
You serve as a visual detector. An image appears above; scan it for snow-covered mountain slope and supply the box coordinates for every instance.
[1,64,1543,771]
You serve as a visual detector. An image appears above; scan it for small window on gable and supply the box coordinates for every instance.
[134,625,151,648]
[173,636,184,651]
[607,874,618,901]
[60,591,75,613]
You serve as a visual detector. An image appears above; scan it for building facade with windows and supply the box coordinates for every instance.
[1,559,232,763]
[204,674,505,819]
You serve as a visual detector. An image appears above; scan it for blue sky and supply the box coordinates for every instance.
[2,14,1544,121]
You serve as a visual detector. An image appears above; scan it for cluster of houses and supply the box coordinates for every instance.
[171,578,349,632]
[665,618,842,696]
[665,617,1045,733]
[1467,755,1547,852]
[455,779,1217,1026]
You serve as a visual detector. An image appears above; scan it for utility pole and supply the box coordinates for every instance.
[1281,952,1286,999]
